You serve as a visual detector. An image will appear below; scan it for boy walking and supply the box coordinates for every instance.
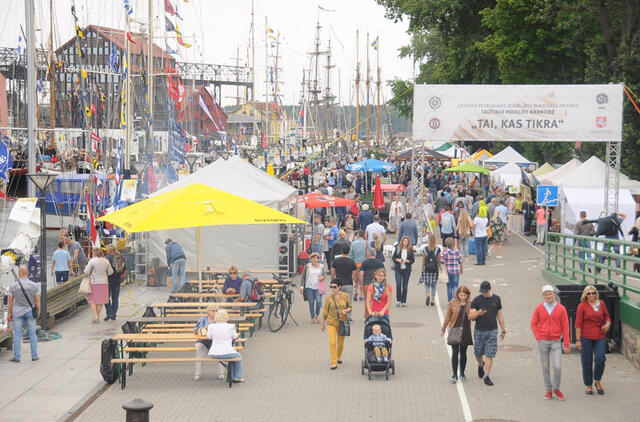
[531,285,570,400]
[440,237,463,302]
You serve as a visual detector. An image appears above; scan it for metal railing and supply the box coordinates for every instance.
[545,232,640,299]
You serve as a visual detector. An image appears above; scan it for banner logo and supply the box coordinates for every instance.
[596,93,608,105]
[429,96,442,110]
[429,118,441,130]
[595,116,607,128]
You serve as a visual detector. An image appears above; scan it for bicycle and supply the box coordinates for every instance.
[267,273,299,332]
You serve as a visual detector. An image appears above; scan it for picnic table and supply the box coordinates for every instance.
[112,332,244,389]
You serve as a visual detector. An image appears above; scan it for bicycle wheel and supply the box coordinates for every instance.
[268,301,287,332]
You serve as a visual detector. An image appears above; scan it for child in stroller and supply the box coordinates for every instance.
[365,324,391,362]
[361,319,395,380]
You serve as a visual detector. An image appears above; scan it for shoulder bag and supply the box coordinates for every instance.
[79,265,93,294]
[17,278,38,319]
[447,305,466,345]
[332,294,350,336]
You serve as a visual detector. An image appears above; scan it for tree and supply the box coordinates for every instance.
[378,0,640,178]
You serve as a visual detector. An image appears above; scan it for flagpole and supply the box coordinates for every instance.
[148,0,154,159]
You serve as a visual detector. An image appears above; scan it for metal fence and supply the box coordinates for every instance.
[542,232,640,329]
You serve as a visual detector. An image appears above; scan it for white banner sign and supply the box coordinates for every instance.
[413,84,623,142]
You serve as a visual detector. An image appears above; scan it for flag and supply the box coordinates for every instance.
[267,28,274,33]
[94,175,103,208]
[146,165,158,194]
[198,95,217,128]
[165,40,178,55]
[0,141,13,183]
[165,16,176,32]
[123,0,133,15]
[108,43,119,72]
[115,138,123,186]
[85,190,99,247]
[71,3,78,22]
[17,35,23,57]
[262,132,268,148]
[164,0,176,15]
[174,3,182,20]
[90,132,102,153]
[175,24,191,47]
[371,37,378,51]
[299,102,305,125]
[126,31,136,44]
[318,5,336,12]
[165,164,179,184]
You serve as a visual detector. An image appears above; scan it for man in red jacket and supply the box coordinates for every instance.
[531,285,570,401]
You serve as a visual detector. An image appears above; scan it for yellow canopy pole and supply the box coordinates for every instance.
[197,226,202,295]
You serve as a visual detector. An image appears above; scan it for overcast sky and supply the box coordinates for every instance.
[0,0,414,107]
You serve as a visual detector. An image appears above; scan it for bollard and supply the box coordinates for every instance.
[123,398,153,422]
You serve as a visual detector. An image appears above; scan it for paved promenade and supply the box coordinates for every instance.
[72,234,639,422]
[0,283,168,422]
[2,234,638,421]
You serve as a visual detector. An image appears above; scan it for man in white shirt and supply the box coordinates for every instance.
[388,195,404,233]
[365,215,387,244]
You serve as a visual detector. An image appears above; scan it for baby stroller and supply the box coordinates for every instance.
[361,318,395,380]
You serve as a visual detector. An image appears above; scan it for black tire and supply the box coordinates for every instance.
[368,370,371,381]
[385,370,389,380]
[268,301,287,332]
[391,360,395,375]
[361,359,365,375]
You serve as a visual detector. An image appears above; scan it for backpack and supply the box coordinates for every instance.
[594,214,622,237]
[424,248,438,273]
[249,279,264,304]
[100,339,118,384]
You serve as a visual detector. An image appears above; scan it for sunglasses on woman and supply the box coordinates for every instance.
[330,285,338,289]
[587,292,596,296]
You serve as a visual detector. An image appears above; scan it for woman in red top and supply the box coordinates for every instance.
[365,268,392,323]
[575,285,611,395]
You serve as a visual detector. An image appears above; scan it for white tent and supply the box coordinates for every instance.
[547,156,640,237]
[146,158,297,272]
[552,156,640,194]
[491,162,522,187]
[483,146,537,171]
[537,158,582,185]
[560,187,636,240]
[439,144,469,159]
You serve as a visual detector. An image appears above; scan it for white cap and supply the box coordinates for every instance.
[541,285,555,293]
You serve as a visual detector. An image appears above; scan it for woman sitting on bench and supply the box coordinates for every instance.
[194,304,225,381]
[208,310,245,383]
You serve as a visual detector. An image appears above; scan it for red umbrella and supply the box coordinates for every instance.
[373,176,385,210]
[299,192,356,209]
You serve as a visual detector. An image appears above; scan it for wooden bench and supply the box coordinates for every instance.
[45,275,87,326]
[112,333,244,388]
[153,302,258,317]
[111,357,242,389]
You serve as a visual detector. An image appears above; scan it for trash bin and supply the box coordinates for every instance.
[555,283,620,351]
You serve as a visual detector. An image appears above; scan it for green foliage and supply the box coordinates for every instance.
[376,0,640,179]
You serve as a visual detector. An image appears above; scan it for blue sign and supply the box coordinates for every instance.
[537,185,558,207]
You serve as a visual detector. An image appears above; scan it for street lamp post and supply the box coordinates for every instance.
[27,173,58,330]
[185,154,197,174]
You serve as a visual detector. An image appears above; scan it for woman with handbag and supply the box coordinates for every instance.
[392,236,415,307]
[320,281,353,370]
[440,285,473,383]
[299,252,325,323]
[83,248,113,323]
[193,304,225,381]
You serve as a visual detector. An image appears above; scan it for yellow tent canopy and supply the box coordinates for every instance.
[532,162,555,177]
[98,183,306,233]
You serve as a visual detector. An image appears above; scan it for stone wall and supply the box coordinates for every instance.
[621,322,640,370]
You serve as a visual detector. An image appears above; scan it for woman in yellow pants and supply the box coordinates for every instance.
[320,281,352,370]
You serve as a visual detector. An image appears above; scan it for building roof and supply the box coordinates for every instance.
[56,24,173,60]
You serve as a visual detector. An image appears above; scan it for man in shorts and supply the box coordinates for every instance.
[469,281,506,386]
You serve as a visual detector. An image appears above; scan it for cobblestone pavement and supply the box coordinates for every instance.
[0,283,168,422]
[12,234,640,422]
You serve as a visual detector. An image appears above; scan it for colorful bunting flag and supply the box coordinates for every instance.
[165,16,176,32]
[123,0,133,15]
[371,37,378,51]
[164,0,176,16]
